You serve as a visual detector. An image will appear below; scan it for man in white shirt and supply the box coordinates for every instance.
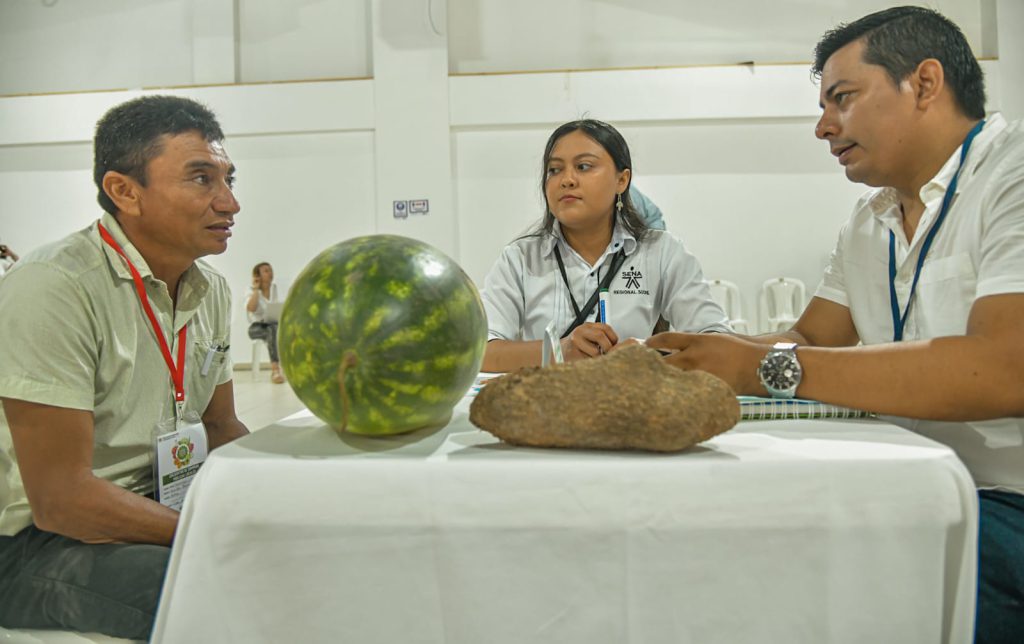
[648,7,1024,642]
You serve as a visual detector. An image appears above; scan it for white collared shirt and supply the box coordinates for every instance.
[483,221,730,342]
[815,113,1024,493]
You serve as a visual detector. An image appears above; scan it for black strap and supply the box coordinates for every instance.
[554,246,627,339]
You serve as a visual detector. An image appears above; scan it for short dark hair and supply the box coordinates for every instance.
[252,262,271,278]
[93,95,225,215]
[812,6,985,120]
[534,119,648,242]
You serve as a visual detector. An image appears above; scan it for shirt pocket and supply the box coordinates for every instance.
[915,252,977,336]
[189,336,230,412]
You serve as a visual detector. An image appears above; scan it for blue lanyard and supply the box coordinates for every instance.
[888,120,985,342]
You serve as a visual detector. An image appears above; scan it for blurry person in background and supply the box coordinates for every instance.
[0,242,18,277]
[245,261,284,384]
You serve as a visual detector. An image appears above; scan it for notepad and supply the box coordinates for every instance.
[738,396,873,421]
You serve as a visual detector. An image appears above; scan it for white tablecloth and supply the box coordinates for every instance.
[152,395,978,644]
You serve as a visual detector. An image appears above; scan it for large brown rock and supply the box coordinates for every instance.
[469,344,739,452]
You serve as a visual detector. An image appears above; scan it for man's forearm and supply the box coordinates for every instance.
[735,329,810,346]
[797,335,1024,420]
[36,475,179,546]
[207,417,250,449]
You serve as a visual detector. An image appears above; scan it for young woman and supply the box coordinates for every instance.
[246,261,284,383]
[481,119,729,372]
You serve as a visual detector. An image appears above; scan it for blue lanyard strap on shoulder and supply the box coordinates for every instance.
[888,119,985,342]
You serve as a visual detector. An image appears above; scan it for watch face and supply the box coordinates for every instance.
[761,351,802,390]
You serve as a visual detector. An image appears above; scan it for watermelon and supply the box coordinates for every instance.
[278,235,487,436]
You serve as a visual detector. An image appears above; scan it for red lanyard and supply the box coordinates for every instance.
[98,223,187,416]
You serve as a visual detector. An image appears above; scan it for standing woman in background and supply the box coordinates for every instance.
[481,119,729,372]
[246,261,284,383]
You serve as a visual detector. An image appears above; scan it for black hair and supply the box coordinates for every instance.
[93,95,225,215]
[812,6,985,119]
[532,119,648,242]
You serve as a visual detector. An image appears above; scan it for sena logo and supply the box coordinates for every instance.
[621,266,642,289]
[613,266,649,295]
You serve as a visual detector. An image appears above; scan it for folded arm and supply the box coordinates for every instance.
[3,399,179,545]
[646,293,1024,421]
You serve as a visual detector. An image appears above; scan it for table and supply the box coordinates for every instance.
[152,395,978,644]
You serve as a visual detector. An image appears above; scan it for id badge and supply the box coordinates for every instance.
[152,412,209,511]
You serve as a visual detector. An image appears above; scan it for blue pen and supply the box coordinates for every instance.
[599,288,609,324]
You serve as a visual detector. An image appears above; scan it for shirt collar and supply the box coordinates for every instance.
[540,219,640,260]
[868,113,1008,225]
[97,212,154,282]
[95,212,210,300]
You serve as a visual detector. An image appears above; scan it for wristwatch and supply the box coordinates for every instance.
[758,342,802,399]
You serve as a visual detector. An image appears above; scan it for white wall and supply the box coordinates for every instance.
[0,0,1017,366]
[0,0,371,95]
[447,0,989,73]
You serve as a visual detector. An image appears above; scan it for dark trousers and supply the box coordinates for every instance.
[977,489,1024,644]
[248,320,279,362]
[0,525,169,640]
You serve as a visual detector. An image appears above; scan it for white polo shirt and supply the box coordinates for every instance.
[483,222,730,342]
[815,113,1024,493]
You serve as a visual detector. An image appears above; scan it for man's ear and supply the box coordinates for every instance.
[102,171,143,217]
[911,58,945,110]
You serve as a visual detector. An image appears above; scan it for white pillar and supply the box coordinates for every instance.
[191,0,237,85]
[996,0,1024,121]
[370,0,457,258]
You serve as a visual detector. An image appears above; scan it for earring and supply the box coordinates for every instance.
[616,193,623,215]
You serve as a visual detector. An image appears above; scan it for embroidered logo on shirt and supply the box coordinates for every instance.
[614,266,649,295]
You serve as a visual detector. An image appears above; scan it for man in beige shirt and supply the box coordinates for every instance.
[0,95,249,640]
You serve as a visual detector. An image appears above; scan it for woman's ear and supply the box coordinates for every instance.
[617,168,632,193]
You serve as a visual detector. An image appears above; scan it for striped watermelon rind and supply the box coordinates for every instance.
[279,235,487,436]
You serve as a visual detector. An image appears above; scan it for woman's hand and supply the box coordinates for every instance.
[560,322,619,361]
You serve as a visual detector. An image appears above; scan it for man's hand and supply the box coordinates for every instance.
[560,322,618,361]
[645,332,770,395]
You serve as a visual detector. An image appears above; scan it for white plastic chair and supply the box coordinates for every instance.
[758,277,806,333]
[251,338,266,380]
[703,279,750,334]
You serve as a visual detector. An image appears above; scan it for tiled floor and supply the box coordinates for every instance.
[232,367,306,431]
